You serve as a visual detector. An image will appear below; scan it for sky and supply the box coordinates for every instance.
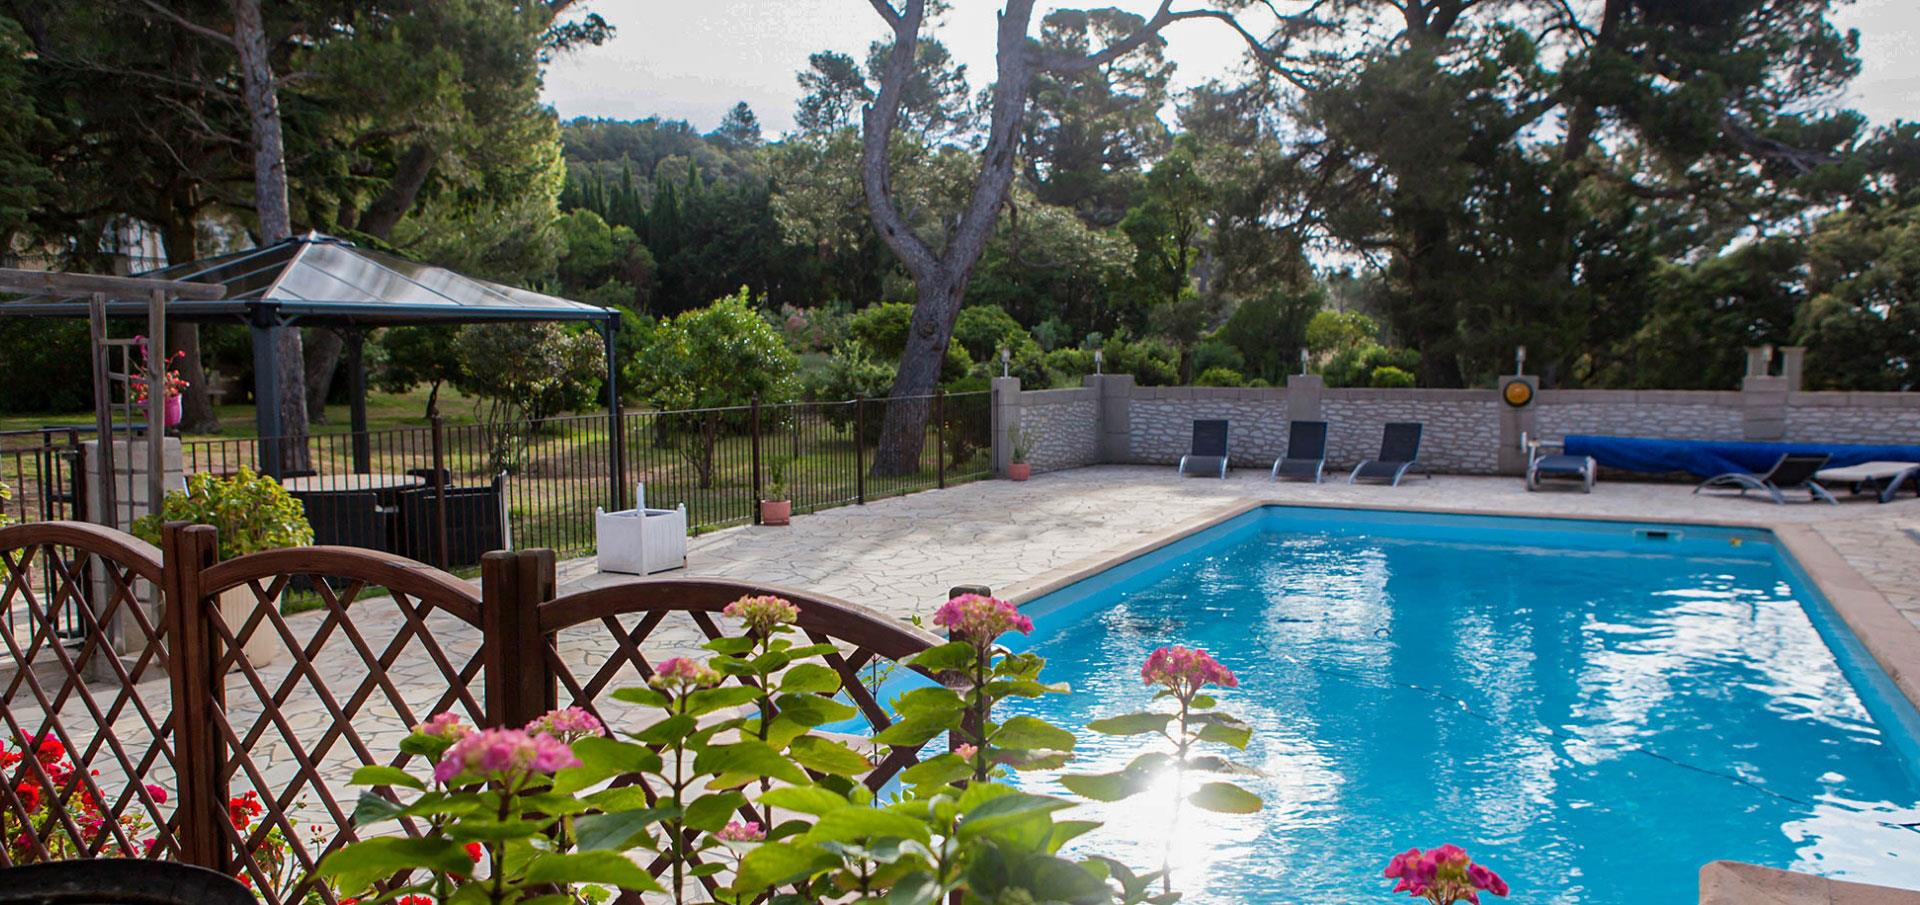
[542,0,1919,135]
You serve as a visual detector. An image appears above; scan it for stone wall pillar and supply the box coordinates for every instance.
[1084,373,1134,464]
[1779,346,1807,392]
[1495,376,1539,475]
[990,376,1022,476]
[1284,373,1323,422]
[1740,346,1788,441]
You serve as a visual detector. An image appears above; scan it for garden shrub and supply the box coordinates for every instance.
[319,592,1266,904]
[1369,365,1416,388]
[846,301,971,382]
[1195,367,1246,387]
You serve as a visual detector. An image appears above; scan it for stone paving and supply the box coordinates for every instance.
[568,465,1920,631]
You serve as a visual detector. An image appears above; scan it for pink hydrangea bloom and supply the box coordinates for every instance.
[1384,844,1507,904]
[723,594,800,635]
[432,728,579,785]
[525,707,604,742]
[1140,646,1237,698]
[932,594,1033,648]
[648,657,722,691]
[414,712,470,742]
[715,820,765,842]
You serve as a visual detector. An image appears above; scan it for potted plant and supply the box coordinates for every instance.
[760,457,792,526]
[133,468,314,665]
[129,336,188,429]
[1007,423,1035,481]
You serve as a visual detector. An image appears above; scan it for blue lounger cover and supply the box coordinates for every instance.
[1563,435,1920,479]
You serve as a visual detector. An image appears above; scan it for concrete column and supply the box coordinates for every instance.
[1779,346,1807,392]
[990,376,1021,476]
[1084,373,1134,464]
[1744,346,1772,378]
[83,437,184,669]
[1495,376,1540,475]
[1285,373,1324,422]
[1741,375,1790,441]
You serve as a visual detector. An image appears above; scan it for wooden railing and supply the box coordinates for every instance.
[0,520,940,902]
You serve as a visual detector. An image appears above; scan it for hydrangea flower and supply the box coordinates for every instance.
[724,594,800,635]
[524,707,604,742]
[715,820,765,842]
[952,743,979,761]
[432,728,580,785]
[932,593,1033,649]
[648,657,722,692]
[1141,646,1238,698]
[1384,844,1507,904]
[414,712,471,742]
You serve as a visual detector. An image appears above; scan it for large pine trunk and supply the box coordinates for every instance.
[870,279,963,476]
[160,218,219,433]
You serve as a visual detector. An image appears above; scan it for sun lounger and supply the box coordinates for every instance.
[1349,422,1424,486]
[1178,419,1230,478]
[1694,453,1837,505]
[1271,420,1328,482]
[1815,460,1920,504]
[1527,438,1595,493]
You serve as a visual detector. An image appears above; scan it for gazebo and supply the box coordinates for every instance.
[0,232,623,479]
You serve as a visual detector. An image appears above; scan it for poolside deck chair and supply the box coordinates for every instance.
[1271,420,1328,483]
[1178,419,1230,478]
[1348,422,1425,486]
[1526,437,1595,493]
[1693,453,1837,505]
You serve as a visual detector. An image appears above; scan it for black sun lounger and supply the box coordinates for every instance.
[1178,419,1230,478]
[1694,453,1837,505]
[1270,420,1328,483]
[1348,422,1424,486]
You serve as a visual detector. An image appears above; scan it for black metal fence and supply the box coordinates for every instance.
[0,391,993,568]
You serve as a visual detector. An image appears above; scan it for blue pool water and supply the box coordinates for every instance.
[989,507,1920,904]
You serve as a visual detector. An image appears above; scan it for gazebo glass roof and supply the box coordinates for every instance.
[0,232,614,327]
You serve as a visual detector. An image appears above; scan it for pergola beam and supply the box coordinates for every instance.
[0,267,227,301]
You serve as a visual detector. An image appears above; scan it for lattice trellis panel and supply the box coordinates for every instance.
[196,551,487,905]
[0,527,176,868]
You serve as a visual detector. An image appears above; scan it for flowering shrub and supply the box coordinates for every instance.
[1062,645,1260,893]
[2,733,160,863]
[1384,844,1509,904]
[321,592,1263,904]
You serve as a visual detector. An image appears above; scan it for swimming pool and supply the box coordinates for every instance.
[992,505,1920,904]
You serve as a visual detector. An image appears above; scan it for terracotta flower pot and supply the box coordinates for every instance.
[1007,462,1032,481]
[760,499,792,526]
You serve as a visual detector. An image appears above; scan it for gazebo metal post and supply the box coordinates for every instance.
[249,307,283,478]
[600,315,626,512]
[346,329,370,474]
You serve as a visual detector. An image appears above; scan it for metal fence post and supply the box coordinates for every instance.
[481,548,557,727]
[936,389,946,489]
[430,415,450,569]
[611,400,628,513]
[162,522,230,873]
[853,397,866,505]
[750,397,763,525]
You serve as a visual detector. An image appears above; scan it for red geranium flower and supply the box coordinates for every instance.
[15,781,40,812]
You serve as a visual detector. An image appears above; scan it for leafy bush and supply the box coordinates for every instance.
[1192,339,1245,376]
[0,319,91,413]
[374,325,465,418]
[453,322,607,471]
[1044,347,1096,383]
[847,301,971,382]
[131,468,314,560]
[1369,365,1416,388]
[318,592,1263,904]
[1195,367,1246,387]
[632,289,799,488]
[1099,335,1180,386]
[1305,308,1379,356]
[1216,286,1320,382]
[1324,343,1420,388]
[953,304,1039,363]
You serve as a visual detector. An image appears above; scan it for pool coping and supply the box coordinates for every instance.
[996,497,1920,905]
[998,497,1920,714]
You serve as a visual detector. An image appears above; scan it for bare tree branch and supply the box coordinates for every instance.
[132,0,234,47]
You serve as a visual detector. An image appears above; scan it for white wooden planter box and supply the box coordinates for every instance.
[595,484,688,575]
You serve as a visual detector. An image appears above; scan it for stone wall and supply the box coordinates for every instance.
[1321,390,1503,473]
[1017,388,1101,472]
[1784,394,1920,445]
[1126,388,1291,466]
[1534,390,1746,443]
[991,375,1915,478]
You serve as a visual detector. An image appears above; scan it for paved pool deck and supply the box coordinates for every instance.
[561,465,1920,638]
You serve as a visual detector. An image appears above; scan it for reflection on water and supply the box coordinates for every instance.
[1000,530,1920,905]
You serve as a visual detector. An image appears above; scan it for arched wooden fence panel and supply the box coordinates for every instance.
[3,526,946,905]
[0,522,171,868]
